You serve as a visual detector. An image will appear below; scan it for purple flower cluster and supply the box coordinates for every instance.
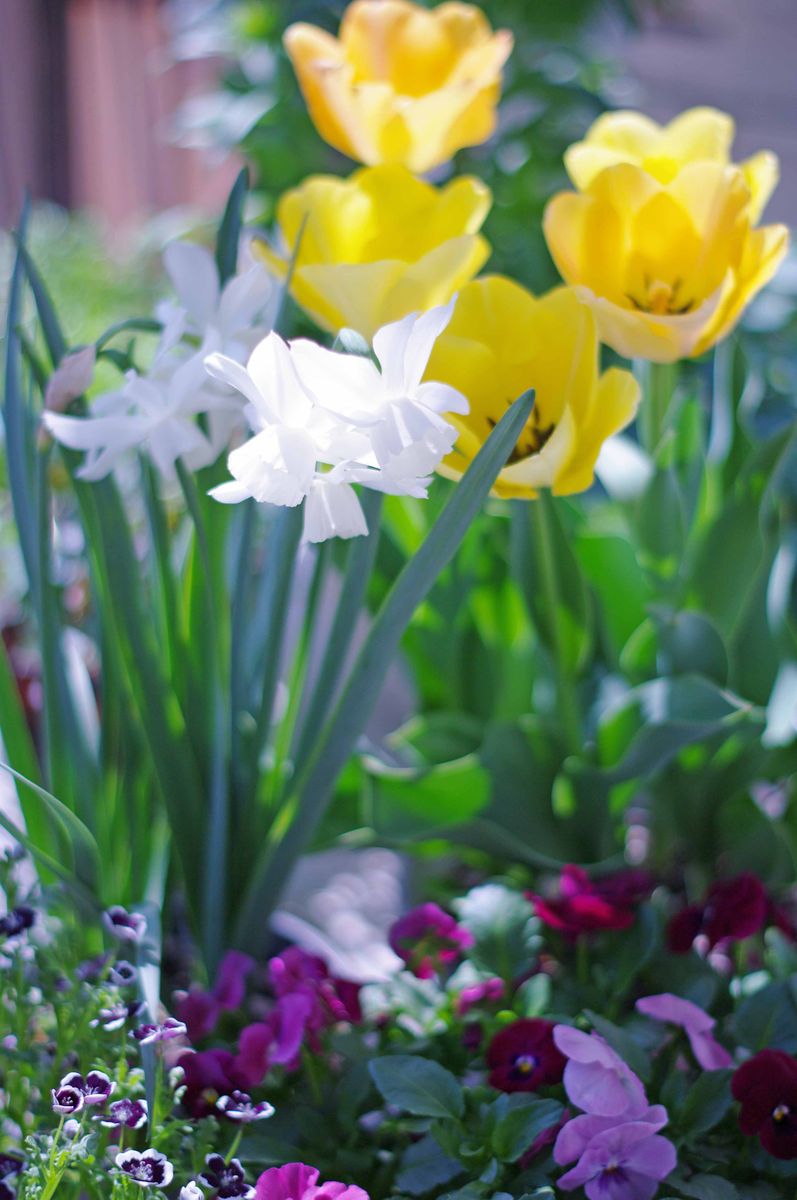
[52,1069,114,1114]
[0,906,35,939]
[389,903,474,978]
[176,950,255,1042]
[553,1027,677,1200]
[0,1155,23,1200]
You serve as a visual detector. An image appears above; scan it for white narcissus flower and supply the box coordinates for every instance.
[205,303,469,543]
[42,237,277,482]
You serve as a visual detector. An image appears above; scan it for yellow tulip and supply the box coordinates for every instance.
[425,276,640,498]
[284,0,513,174]
[564,106,779,223]
[254,164,492,340]
[543,162,789,363]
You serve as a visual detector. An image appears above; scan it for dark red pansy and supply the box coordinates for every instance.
[667,873,767,954]
[486,1018,566,1093]
[732,1049,797,1159]
[529,865,652,939]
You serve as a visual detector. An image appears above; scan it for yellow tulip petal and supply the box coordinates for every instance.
[741,150,780,223]
[694,222,790,355]
[554,368,641,495]
[660,107,734,168]
[285,0,510,169]
[576,285,725,363]
[291,259,408,337]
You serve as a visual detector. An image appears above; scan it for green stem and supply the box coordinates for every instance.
[639,360,676,458]
[531,492,582,754]
[226,1126,244,1165]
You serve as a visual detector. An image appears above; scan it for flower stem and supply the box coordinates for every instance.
[226,1126,244,1165]
[639,360,677,458]
[531,492,582,755]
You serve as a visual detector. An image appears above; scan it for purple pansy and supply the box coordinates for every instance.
[268,947,361,1028]
[234,992,315,1086]
[98,1098,148,1130]
[554,1106,669,1166]
[217,1091,276,1123]
[199,1154,254,1198]
[61,1070,115,1105]
[116,1149,174,1188]
[389,903,474,979]
[131,1017,187,1045]
[51,1085,84,1116]
[177,1048,248,1118]
[557,1122,677,1200]
[554,1026,648,1117]
[176,949,255,1043]
[103,906,147,944]
[636,993,733,1071]
[253,1163,369,1200]
[457,977,504,1017]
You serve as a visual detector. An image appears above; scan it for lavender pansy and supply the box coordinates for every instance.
[554,1026,648,1117]
[102,906,147,944]
[51,1085,84,1116]
[557,1122,677,1200]
[554,1106,669,1166]
[636,993,733,1071]
[98,1098,148,1130]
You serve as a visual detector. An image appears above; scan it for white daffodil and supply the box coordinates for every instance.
[157,237,278,363]
[44,236,277,483]
[43,350,232,481]
[205,304,468,543]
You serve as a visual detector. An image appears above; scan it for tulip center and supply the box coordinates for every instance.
[628,276,694,316]
[489,407,554,465]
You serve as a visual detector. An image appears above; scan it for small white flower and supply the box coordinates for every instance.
[206,304,468,543]
[180,1184,204,1200]
[43,236,276,483]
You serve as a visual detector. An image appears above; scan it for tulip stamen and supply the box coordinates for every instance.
[626,276,695,317]
[488,406,554,466]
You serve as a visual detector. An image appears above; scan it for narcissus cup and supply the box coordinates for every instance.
[253,165,491,340]
[284,0,513,173]
[544,160,788,362]
[424,276,640,497]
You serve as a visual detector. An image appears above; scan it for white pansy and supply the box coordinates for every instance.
[206,304,468,542]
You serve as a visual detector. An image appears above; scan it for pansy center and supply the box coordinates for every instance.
[513,1053,538,1076]
[773,1103,791,1122]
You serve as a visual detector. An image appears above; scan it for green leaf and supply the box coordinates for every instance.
[597,676,760,784]
[655,610,729,686]
[576,531,652,654]
[0,761,100,890]
[396,1135,463,1195]
[489,1096,563,1162]
[234,389,536,947]
[667,1173,739,1200]
[216,166,249,285]
[733,980,797,1052]
[369,1055,464,1120]
[583,1011,650,1082]
[455,883,540,980]
[677,1069,733,1139]
[634,467,685,573]
[364,754,491,840]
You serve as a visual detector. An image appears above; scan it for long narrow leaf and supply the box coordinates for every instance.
[291,491,384,768]
[234,390,535,946]
[216,167,249,285]
[0,761,100,889]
